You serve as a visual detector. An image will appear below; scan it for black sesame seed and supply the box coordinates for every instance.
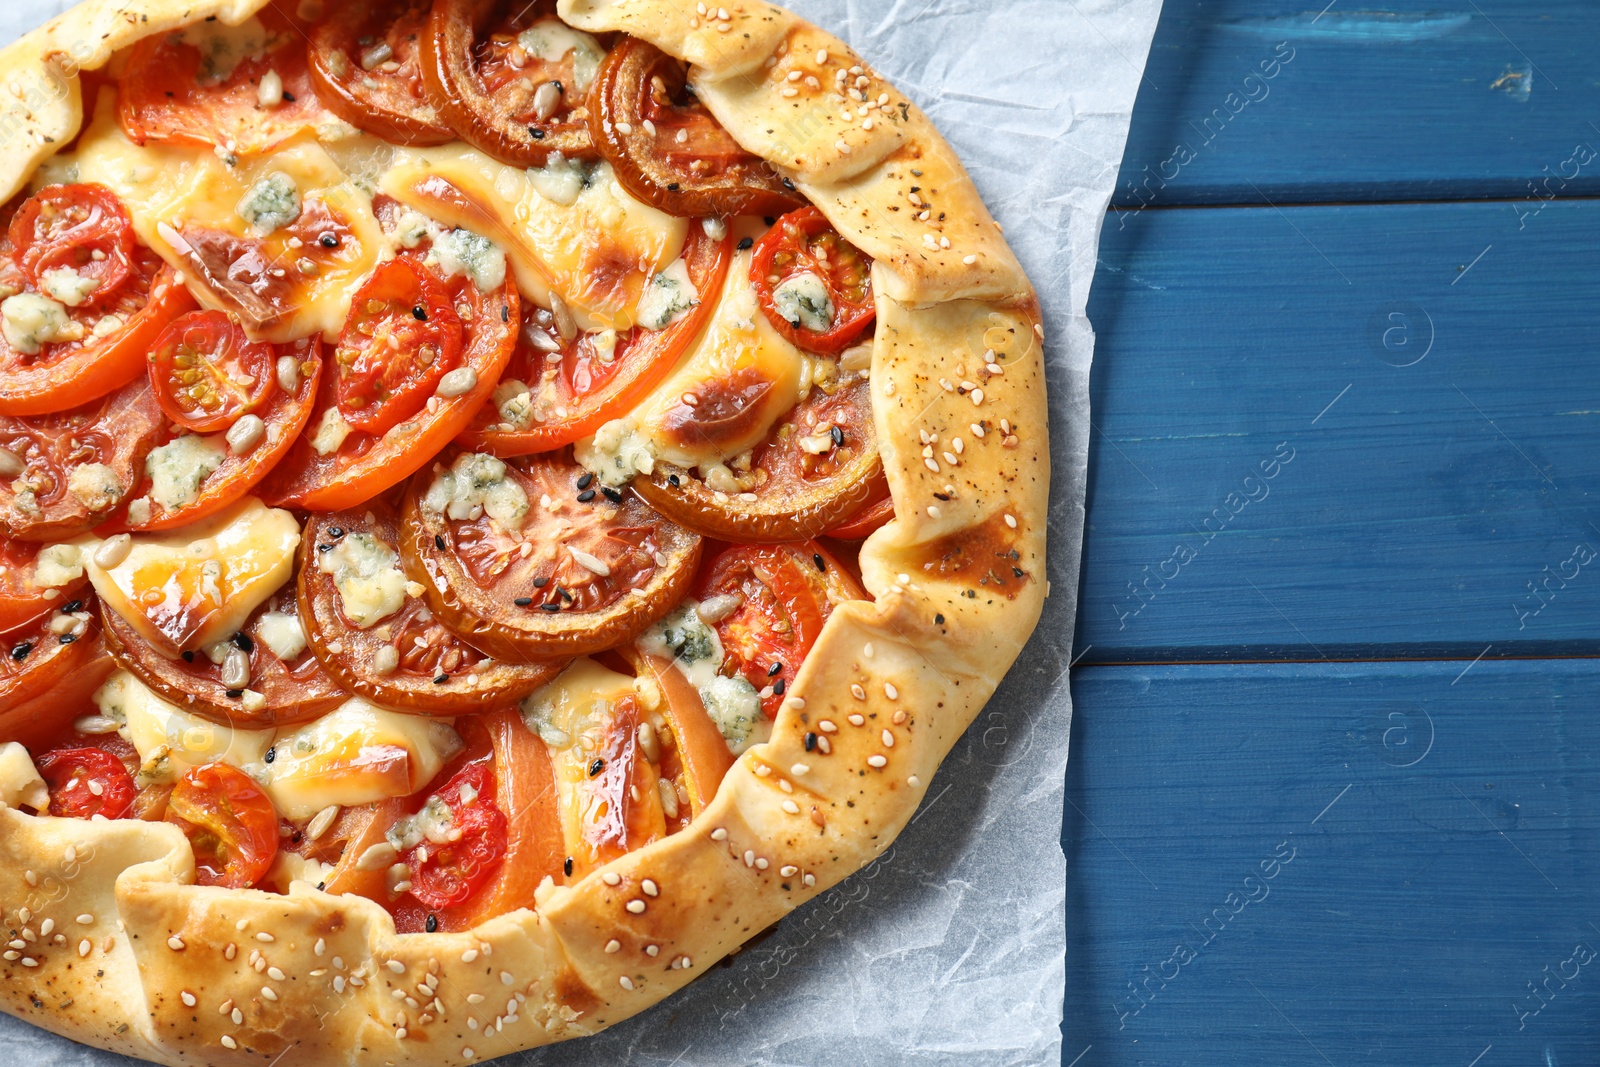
[934,492,950,501]
[813,553,826,573]
[514,596,533,606]
[316,881,325,891]
[563,857,574,877]
[668,473,680,487]
[533,576,549,588]
[529,127,545,139]
[588,758,605,777]
[803,731,817,752]
[767,661,783,676]
[181,650,196,663]
[264,747,276,763]
[1012,566,1025,578]
[9,642,30,660]
[232,631,254,653]
[327,527,345,539]
[601,486,623,503]
[425,914,438,933]
[434,673,449,684]
[763,217,775,226]
[58,633,78,645]
[773,679,786,695]
[737,237,753,251]
[577,489,596,503]
[830,425,844,447]
[541,602,562,612]
[62,599,82,614]
[318,542,335,552]
[577,472,594,490]
[319,233,338,249]
[225,688,244,698]
[435,534,446,550]
[935,613,945,625]
[557,587,573,602]
[282,91,296,102]
[412,305,428,321]
[781,177,796,191]
[666,182,680,191]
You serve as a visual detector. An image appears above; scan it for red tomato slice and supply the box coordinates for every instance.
[118,10,340,156]
[751,207,875,354]
[404,760,509,910]
[307,0,455,145]
[626,648,735,819]
[0,610,116,757]
[825,484,893,540]
[695,541,866,720]
[334,257,463,435]
[0,536,88,633]
[458,220,732,457]
[148,310,277,433]
[36,746,136,819]
[0,377,164,541]
[8,184,135,305]
[101,336,321,532]
[0,257,195,418]
[165,762,280,888]
[265,263,519,511]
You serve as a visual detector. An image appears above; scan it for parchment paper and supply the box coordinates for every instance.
[0,0,1161,1062]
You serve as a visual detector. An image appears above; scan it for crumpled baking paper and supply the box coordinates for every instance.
[0,0,1160,1061]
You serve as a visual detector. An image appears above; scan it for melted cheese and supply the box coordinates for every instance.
[84,498,301,657]
[379,144,686,329]
[262,699,461,820]
[70,96,388,342]
[97,670,275,786]
[575,228,812,483]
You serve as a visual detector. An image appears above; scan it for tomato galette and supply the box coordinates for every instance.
[0,0,1045,1061]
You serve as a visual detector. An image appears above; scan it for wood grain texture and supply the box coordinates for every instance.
[1076,198,1600,664]
[1063,659,1600,1065]
[1115,0,1600,208]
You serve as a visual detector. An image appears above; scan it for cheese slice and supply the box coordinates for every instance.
[576,224,815,484]
[97,670,275,786]
[83,497,301,657]
[69,95,388,343]
[379,144,687,329]
[261,699,462,820]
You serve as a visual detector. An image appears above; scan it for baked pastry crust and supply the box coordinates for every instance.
[0,0,1047,1061]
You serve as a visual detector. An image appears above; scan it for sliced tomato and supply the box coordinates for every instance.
[100,586,346,729]
[334,257,463,435]
[626,648,734,819]
[589,36,804,218]
[118,9,340,156]
[0,610,114,753]
[0,257,195,418]
[403,760,509,909]
[8,184,135,305]
[166,762,280,888]
[298,505,565,712]
[0,377,163,541]
[825,483,894,540]
[148,310,277,433]
[36,746,136,819]
[318,794,412,899]
[421,0,599,167]
[751,206,875,354]
[636,370,881,542]
[695,541,865,720]
[0,537,88,633]
[265,263,519,511]
[400,451,701,659]
[102,335,321,533]
[458,219,732,457]
[307,0,455,145]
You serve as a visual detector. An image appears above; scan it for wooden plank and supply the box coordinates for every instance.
[1075,197,1600,664]
[1116,0,1600,209]
[1064,659,1600,1065]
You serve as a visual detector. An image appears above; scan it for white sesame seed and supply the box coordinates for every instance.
[78,939,91,957]
[23,870,36,887]
[972,423,986,437]
[388,959,406,974]
[780,865,799,877]
[868,755,888,768]
[817,736,832,753]
[221,1036,238,1050]
[819,719,838,732]
[963,254,978,265]
[786,696,806,709]
[604,940,620,954]
[168,936,185,951]
[39,919,53,936]
[908,775,922,787]
[462,1048,476,1060]
[257,932,275,943]
[791,762,810,776]
[645,944,659,957]
[927,505,942,518]
[461,949,478,963]
[500,971,513,985]
[781,800,800,814]
[236,919,249,931]
[262,986,278,1002]
[744,850,756,867]
[626,900,647,914]
[314,938,326,956]
[69,912,92,925]
[756,858,769,870]
[924,458,940,473]
[619,976,635,991]
[815,49,828,64]
[602,872,622,886]
[641,879,659,897]
[849,713,866,726]
[710,827,728,841]
[882,729,896,747]
[803,873,816,887]
[1005,513,1018,529]
[885,682,899,700]
[2,951,17,961]
[269,966,286,981]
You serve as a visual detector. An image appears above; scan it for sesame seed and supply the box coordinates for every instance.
[626,899,647,914]
[646,943,660,957]
[256,932,275,943]
[786,696,806,710]
[815,49,828,64]
[924,458,941,473]
[963,254,978,265]
[604,940,620,953]
[462,948,479,963]
[168,936,185,951]
[781,865,799,877]
[39,918,53,936]
[641,879,659,897]
[782,800,800,814]
[885,682,899,700]
[972,388,985,405]
[908,775,922,787]
[803,873,816,887]
[882,729,896,747]
[972,423,986,437]
[849,713,866,726]
[388,959,406,974]
[791,762,812,777]
[23,870,35,887]
[711,827,728,841]
[500,971,513,985]
[619,976,635,991]
[462,1048,476,1060]
[262,986,279,1001]
[868,754,888,768]
[817,736,833,753]
[78,939,91,957]
[743,850,756,867]
[269,966,286,981]
[602,872,622,886]
[819,719,838,732]
[927,506,942,518]
[221,1036,238,1050]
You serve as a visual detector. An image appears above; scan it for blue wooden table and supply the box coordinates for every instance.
[1064,2,1600,1062]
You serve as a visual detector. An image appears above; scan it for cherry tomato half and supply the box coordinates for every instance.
[404,761,508,910]
[8,184,135,305]
[307,0,455,146]
[36,746,136,819]
[589,37,804,218]
[166,762,280,888]
[751,207,875,354]
[695,541,866,719]
[335,257,463,435]
[149,311,277,433]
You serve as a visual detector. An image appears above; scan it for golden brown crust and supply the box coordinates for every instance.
[0,0,1049,1062]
